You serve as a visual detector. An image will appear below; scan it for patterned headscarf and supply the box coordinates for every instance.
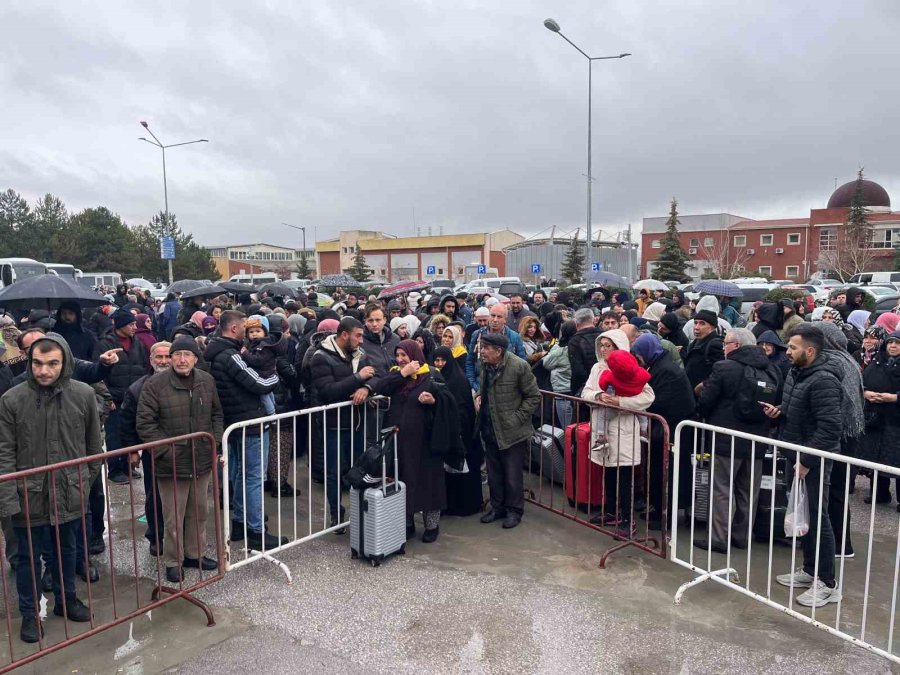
[862,325,888,369]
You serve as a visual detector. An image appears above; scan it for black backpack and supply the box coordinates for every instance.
[734,364,778,423]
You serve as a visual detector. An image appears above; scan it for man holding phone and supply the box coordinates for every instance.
[762,324,843,608]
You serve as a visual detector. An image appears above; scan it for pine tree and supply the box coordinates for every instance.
[296,252,311,279]
[344,248,373,282]
[651,198,691,281]
[561,230,585,285]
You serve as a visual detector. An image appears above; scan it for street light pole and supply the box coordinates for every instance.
[282,222,307,278]
[543,18,630,280]
[138,121,208,285]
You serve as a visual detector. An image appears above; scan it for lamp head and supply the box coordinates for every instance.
[140,121,149,128]
[620,53,632,58]
[543,18,560,32]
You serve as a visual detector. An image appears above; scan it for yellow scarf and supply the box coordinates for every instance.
[451,344,467,358]
[390,363,431,379]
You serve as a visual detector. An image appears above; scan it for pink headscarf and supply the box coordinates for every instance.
[190,311,207,329]
[876,313,900,332]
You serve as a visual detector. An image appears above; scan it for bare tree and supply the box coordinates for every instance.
[698,236,752,278]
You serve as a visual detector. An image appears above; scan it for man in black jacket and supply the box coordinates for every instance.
[568,308,601,396]
[309,317,374,525]
[682,309,724,394]
[205,311,284,550]
[763,324,843,608]
[694,328,782,552]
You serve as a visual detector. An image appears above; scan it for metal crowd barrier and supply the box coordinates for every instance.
[0,432,223,674]
[670,420,900,666]
[525,390,671,567]
[221,397,386,582]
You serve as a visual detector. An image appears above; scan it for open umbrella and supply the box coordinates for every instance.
[319,274,361,288]
[165,279,207,295]
[586,270,629,287]
[125,278,156,289]
[632,279,669,291]
[219,281,257,295]
[258,282,298,298]
[377,280,430,300]
[693,279,744,297]
[179,285,227,300]
[0,275,111,311]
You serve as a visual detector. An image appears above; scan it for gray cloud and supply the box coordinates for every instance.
[1,0,897,249]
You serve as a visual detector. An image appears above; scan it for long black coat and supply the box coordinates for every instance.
[438,359,483,516]
[860,353,900,467]
[568,326,601,395]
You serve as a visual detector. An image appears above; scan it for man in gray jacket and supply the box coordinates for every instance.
[0,334,102,643]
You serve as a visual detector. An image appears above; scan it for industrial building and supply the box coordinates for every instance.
[204,243,317,281]
[504,234,639,285]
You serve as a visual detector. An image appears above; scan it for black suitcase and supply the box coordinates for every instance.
[754,451,789,542]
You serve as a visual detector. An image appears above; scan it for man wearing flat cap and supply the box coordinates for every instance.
[474,331,541,529]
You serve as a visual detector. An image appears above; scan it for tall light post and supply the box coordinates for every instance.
[138,121,208,285]
[282,222,307,278]
[543,18,630,279]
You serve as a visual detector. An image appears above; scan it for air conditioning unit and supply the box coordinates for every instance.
[688,247,698,255]
[775,248,784,254]
[747,248,756,255]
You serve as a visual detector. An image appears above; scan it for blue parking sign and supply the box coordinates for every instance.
[531,264,541,274]
[426,265,436,275]
[591,262,601,272]
[477,264,487,274]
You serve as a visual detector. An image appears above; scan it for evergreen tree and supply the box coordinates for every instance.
[561,231,585,285]
[651,198,691,281]
[0,189,33,258]
[344,248,373,282]
[296,252,311,279]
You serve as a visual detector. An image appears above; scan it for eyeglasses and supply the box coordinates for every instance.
[723,340,739,346]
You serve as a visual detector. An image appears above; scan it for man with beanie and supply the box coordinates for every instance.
[136,336,223,582]
[682,309,724,393]
[475,332,541,529]
[95,309,149,486]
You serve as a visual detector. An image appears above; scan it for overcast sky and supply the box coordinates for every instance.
[1,1,898,249]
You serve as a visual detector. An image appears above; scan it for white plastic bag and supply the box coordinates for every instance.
[784,473,810,538]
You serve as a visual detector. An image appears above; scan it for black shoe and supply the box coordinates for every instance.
[693,538,728,554]
[263,479,275,492]
[229,521,245,542]
[165,566,184,583]
[183,556,218,571]
[88,534,105,555]
[20,615,43,643]
[480,510,507,524]
[53,597,91,622]
[864,493,892,505]
[271,482,301,498]
[41,569,53,592]
[502,514,521,529]
[75,562,99,583]
[148,541,162,557]
[731,538,748,550]
[247,531,288,549]
[107,471,130,485]
[421,527,439,543]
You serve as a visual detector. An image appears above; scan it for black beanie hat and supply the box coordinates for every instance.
[112,309,136,329]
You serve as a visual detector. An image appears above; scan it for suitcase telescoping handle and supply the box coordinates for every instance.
[381,426,400,496]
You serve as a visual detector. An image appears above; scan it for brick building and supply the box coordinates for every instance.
[642,179,898,281]
[204,243,316,281]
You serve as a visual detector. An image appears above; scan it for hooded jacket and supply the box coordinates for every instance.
[0,334,103,526]
[308,333,370,430]
[437,294,459,322]
[53,300,98,361]
[757,330,791,379]
[567,324,603,396]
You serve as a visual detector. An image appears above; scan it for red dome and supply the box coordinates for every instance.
[827,179,891,209]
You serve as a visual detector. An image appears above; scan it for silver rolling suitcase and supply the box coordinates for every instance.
[350,427,407,567]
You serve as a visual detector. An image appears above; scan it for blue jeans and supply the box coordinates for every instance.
[105,409,128,476]
[15,520,78,616]
[229,431,269,533]
[324,427,365,519]
[554,398,572,430]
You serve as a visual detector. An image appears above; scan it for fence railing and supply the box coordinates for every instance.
[670,419,900,666]
[525,390,671,567]
[0,432,223,674]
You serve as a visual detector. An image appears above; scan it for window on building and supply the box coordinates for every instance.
[871,229,900,249]
[819,228,837,251]
[785,265,799,277]
[760,234,774,246]
[703,237,714,247]
[734,235,747,247]
[651,239,660,249]
[787,232,801,245]
[689,238,699,248]
[758,266,772,276]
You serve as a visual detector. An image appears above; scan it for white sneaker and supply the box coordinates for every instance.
[776,567,814,588]
[796,580,841,608]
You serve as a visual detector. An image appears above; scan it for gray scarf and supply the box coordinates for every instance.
[819,322,865,439]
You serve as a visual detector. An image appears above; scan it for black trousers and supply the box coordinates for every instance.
[484,437,526,516]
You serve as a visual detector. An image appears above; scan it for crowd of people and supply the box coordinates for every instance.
[0,278,898,641]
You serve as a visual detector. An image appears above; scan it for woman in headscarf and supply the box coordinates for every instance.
[856,325,887,372]
[432,345,482,517]
[440,324,468,371]
[390,316,408,339]
[756,330,791,380]
[134,313,157,353]
[876,312,900,334]
[846,309,871,347]
[412,327,435,364]
[375,339,448,542]
[860,330,900,509]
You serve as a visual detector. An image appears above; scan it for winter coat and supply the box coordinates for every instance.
[204,336,278,430]
[541,342,571,394]
[697,346,782,459]
[161,300,181,337]
[859,352,900,467]
[465,326,526,391]
[136,367,223,478]
[567,326,602,396]
[53,302,98,361]
[119,375,150,449]
[475,349,541,451]
[682,332,724,389]
[582,374,655,468]
[506,307,537,332]
[778,314,804,343]
[94,332,149,403]
[778,352,844,460]
[308,334,370,430]
[645,350,696,432]
[752,302,784,339]
[0,334,103,527]
[361,325,401,390]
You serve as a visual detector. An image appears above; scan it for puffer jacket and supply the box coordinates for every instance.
[778,351,843,460]
[475,350,541,450]
[95,332,148,403]
[204,336,278,430]
[0,334,103,526]
[567,326,602,396]
[136,367,223,478]
[309,334,370,430]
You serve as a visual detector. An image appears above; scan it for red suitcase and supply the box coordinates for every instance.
[564,422,605,511]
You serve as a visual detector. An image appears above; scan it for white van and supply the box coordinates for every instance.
[229,273,278,286]
[848,272,900,285]
[45,263,82,283]
[0,258,52,288]
[458,276,520,292]
[79,272,123,289]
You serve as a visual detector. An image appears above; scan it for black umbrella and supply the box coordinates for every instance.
[0,275,111,311]
[165,279,208,295]
[220,281,257,295]
[258,282,298,298]
[180,285,227,300]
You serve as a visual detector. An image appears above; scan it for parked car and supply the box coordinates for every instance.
[873,295,900,316]
[849,272,900,285]
[736,283,779,316]
[783,284,829,304]
[806,278,843,290]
